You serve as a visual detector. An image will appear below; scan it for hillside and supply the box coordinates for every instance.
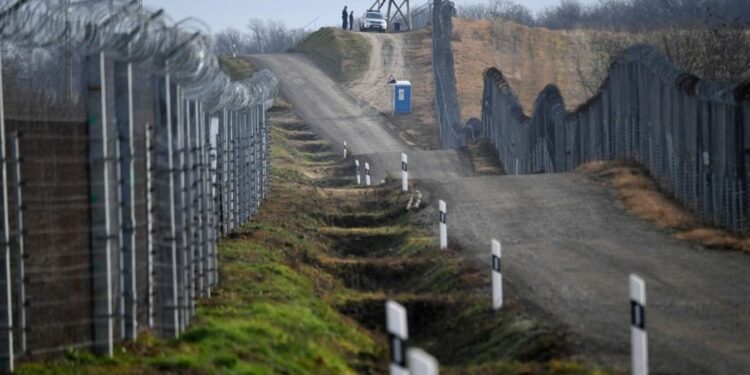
[297,27,441,149]
[452,18,614,122]
[297,20,614,136]
[293,28,371,83]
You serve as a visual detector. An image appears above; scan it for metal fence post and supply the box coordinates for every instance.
[223,109,230,234]
[239,112,246,224]
[114,60,137,340]
[233,111,240,229]
[185,99,196,318]
[175,88,188,331]
[156,73,179,339]
[208,111,217,291]
[145,124,154,329]
[257,107,262,210]
[0,45,14,373]
[228,111,236,231]
[204,109,215,293]
[216,110,225,236]
[197,104,208,297]
[10,134,25,356]
[86,51,114,357]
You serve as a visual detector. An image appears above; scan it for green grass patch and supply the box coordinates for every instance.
[293,27,370,82]
[219,56,257,81]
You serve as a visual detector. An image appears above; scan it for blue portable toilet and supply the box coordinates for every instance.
[392,80,412,114]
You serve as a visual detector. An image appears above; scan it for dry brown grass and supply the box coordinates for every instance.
[451,18,623,122]
[466,139,504,175]
[579,160,750,253]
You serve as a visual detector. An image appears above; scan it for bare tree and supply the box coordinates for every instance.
[658,23,750,82]
[537,0,584,29]
[213,19,309,56]
[214,28,248,56]
[457,0,534,26]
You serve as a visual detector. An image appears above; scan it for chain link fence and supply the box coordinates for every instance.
[421,0,748,233]
[411,0,434,30]
[0,0,278,371]
[431,0,465,149]
[481,45,750,233]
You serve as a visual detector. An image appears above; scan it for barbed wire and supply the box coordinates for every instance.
[0,0,278,112]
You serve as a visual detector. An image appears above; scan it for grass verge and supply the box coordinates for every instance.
[294,27,370,82]
[219,56,257,81]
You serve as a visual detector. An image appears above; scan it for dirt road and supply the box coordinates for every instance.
[345,32,406,114]
[252,53,750,374]
[342,31,440,149]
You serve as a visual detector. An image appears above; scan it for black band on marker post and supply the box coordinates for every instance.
[439,211,446,224]
[388,334,407,367]
[402,161,407,171]
[630,300,645,329]
[492,255,501,272]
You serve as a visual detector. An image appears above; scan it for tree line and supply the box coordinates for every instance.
[213,19,309,56]
[458,0,750,30]
[458,0,750,83]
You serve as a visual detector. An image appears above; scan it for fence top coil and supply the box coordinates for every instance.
[0,0,278,113]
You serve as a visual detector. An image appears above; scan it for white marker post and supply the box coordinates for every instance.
[355,159,361,185]
[386,300,409,375]
[408,348,438,375]
[365,162,371,186]
[343,141,348,159]
[401,153,408,192]
[491,239,502,310]
[630,274,648,375]
[439,200,447,250]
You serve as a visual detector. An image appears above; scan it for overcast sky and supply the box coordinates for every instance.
[143,0,595,33]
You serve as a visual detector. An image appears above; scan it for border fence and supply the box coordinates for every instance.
[480,45,750,233]
[417,0,749,233]
[411,0,433,30]
[0,0,278,372]
[430,0,466,149]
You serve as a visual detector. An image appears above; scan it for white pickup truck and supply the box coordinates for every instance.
[359,10,388,33]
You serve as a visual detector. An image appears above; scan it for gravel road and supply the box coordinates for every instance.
[251,53,750,374]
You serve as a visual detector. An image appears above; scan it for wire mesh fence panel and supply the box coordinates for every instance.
[0,0,278,370]
[431,0,463,149]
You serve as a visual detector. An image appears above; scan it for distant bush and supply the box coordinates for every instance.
[213,19,309,56]
[459,0,750,31]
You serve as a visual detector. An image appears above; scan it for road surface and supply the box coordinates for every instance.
[252,51,750,374]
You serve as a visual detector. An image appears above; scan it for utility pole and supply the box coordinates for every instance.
[368,0,412,31]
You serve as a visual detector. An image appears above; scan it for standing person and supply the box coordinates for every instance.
[349,11,354,31]
[342,6,348,30]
